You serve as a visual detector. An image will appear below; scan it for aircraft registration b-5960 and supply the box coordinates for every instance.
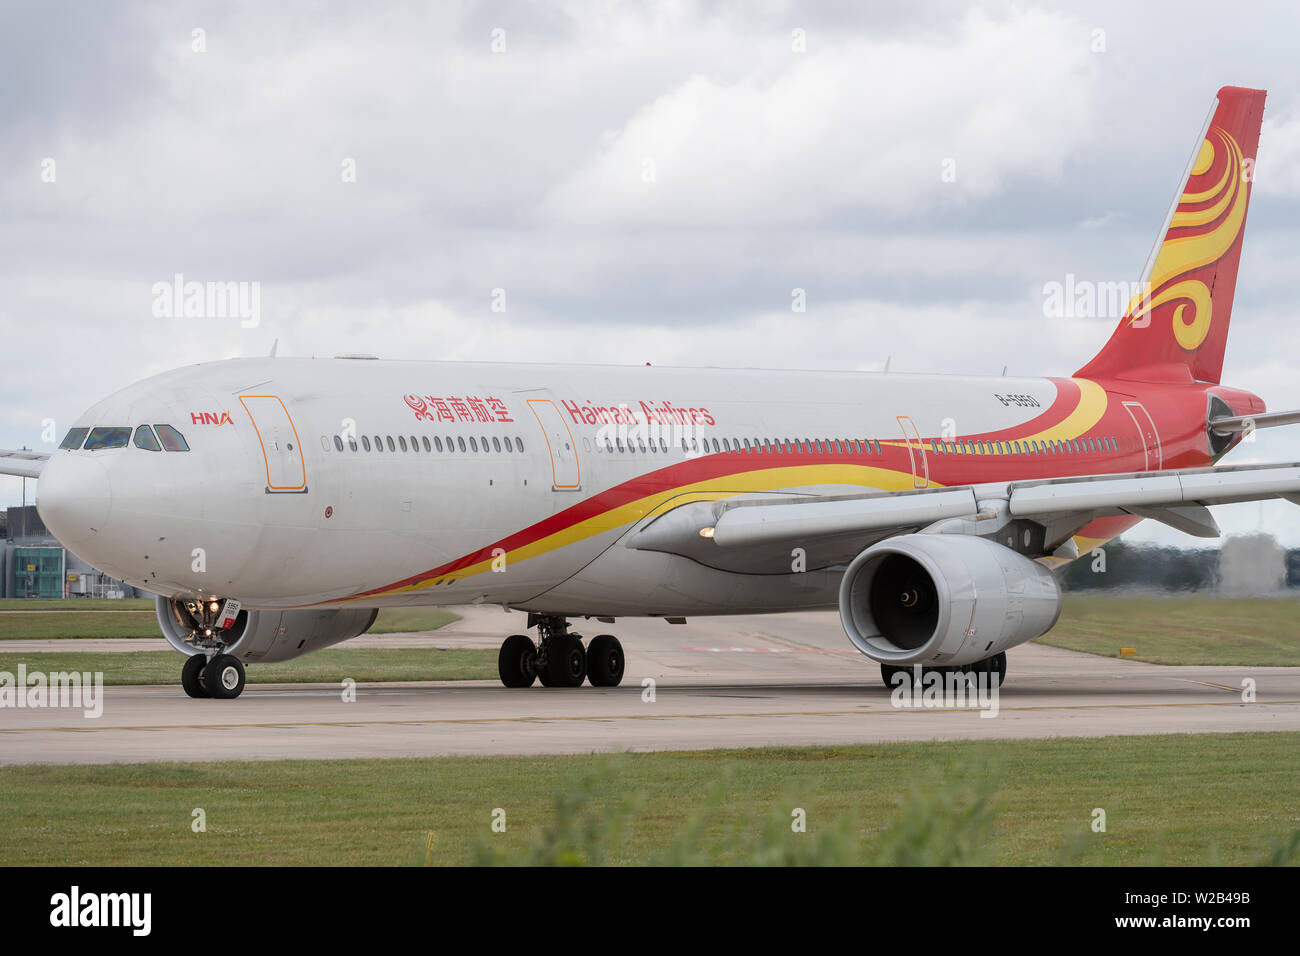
[5,86,1299,699]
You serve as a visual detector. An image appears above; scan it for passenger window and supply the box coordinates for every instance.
[362,436,372,451]
[373,435,381,450]
[493,436,501,453]
[154,425,190,452]
[334,435,344,452]
[434,436,443,452]
[458,437,467,452]
[446,435,454,451]
[481,435,488,451]
[59,427,89,450]
[423,436,431,452]
[469,437,478,452]
[399,436,408,452]
[386,436,396,452]
[348,437,358,452]
[516,437,524,453]
[410,435,419,451]
[133,425,162,451]
[83,426,132,450]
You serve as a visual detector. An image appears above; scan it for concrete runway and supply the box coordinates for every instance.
[2,605,1298,765]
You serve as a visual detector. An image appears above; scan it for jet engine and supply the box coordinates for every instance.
[838,534,1061,667]
[156,596,379,664]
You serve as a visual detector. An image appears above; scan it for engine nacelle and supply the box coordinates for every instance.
[839,534,1061,667]
[157,596,379,664]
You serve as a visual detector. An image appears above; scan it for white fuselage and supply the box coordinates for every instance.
[35,357,1178,616]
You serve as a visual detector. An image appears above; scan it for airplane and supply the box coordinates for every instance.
[4,85,1298,701]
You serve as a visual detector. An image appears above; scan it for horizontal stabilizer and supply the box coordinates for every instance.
[0,449,50,479]
[1209,409,1300,434]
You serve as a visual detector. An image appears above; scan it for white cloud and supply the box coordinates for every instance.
[1257,110,1300,197]
[543,7,1099,225]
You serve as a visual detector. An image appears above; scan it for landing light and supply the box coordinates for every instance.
[209,601,220,612]
[699,527,716,538]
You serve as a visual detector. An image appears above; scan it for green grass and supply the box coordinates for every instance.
[0,612,160,639]
[365,607,460,634]
[1041,595,1300,666]
[0,733,1296,866]
[0,604,459,640]
[0,598,155,612]
[0,648,496,685]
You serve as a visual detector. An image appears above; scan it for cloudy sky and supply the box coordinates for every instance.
[5,0,1300,545]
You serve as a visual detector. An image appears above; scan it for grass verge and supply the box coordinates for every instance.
[0,733,1296,865]
[1040,595,1300,666]
[0,648,496,685]
[0,604,460,640]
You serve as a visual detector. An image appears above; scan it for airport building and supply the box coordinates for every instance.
[1,505,145,599]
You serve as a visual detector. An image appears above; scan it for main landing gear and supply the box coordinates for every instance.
[181,653,247,699]
[497,614,625,689]
[880,651,1007,690]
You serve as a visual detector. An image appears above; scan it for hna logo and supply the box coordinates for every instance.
[190,411,233,426]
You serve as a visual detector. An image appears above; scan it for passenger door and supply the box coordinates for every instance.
[1123,401,1162,471]
[239,395,308,492]
[526,397,582,491]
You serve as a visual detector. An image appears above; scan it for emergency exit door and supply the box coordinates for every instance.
[896,415,929,489]
[239,395,308,492]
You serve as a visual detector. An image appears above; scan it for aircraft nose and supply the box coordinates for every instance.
[36,454,113,550]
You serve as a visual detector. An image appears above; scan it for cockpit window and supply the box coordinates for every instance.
[83,426,131,450]
[154,424,190,452]
[59,427,90,450]
[133,425,162,451]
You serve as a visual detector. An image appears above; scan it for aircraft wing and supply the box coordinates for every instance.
[0,449,50,479]
[627,460,1300,572]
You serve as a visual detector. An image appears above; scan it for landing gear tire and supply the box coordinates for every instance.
[881,663,924,689]
[967,652,1008,688]
[542,635,587,688]
[203,654,246,699]
[498,634,538,688]
[586,634,625,687]
[181,654,210,699]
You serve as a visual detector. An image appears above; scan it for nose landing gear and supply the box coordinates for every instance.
[496,615,625,689]
[171,597,249,699]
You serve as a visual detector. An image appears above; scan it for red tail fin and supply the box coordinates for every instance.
[1076,86,1266,384]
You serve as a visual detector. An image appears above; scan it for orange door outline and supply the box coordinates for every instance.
[1122,401,1162,471]
[527,398,582,490]
[896,415,929,489]
[239,394,308,492]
